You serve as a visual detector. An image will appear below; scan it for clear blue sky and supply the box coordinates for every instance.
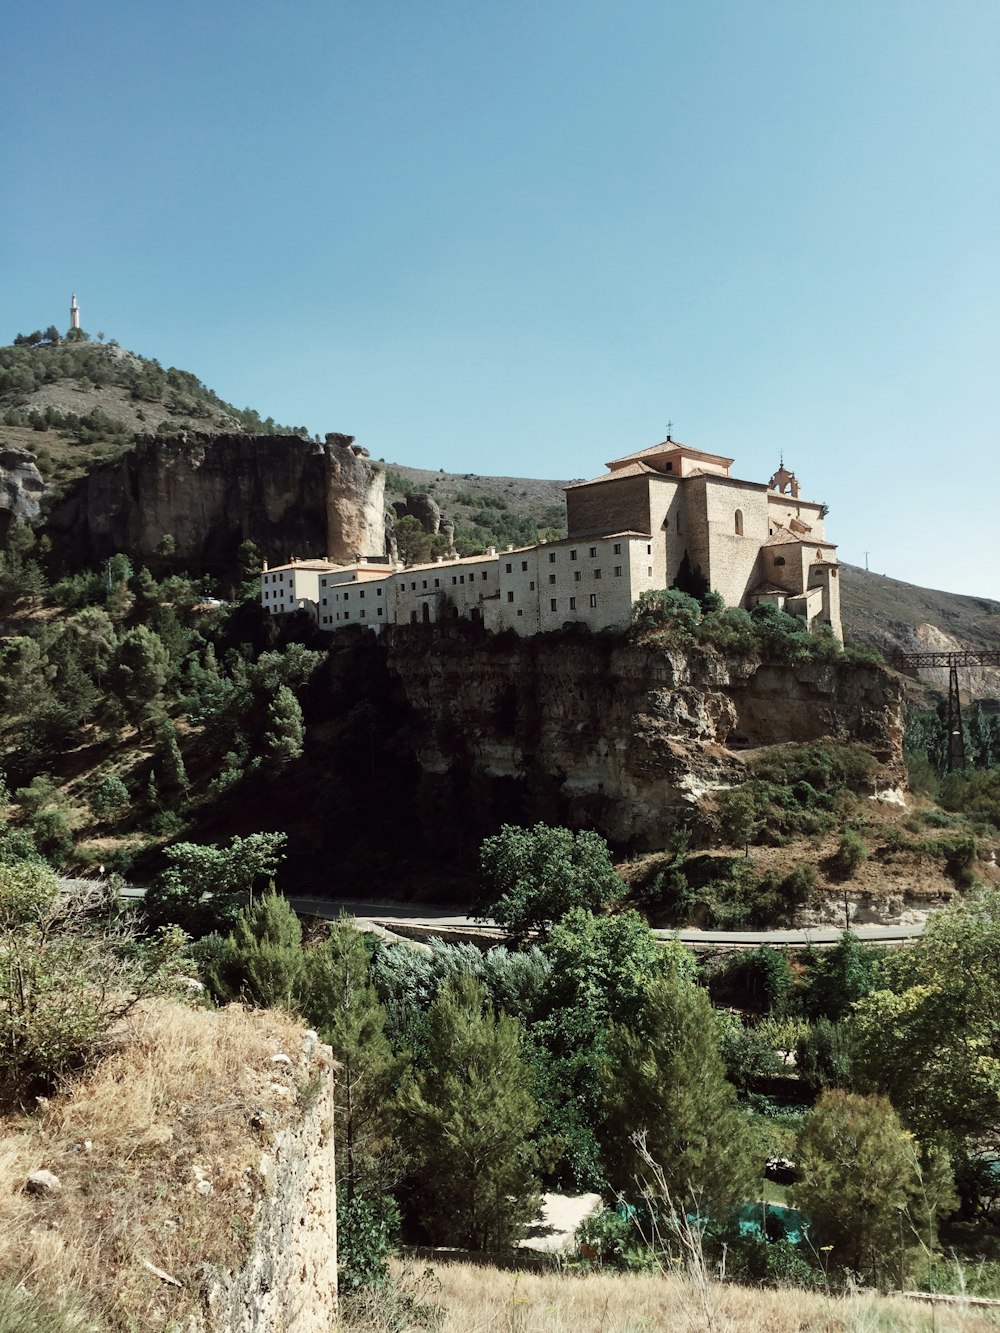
[4,1,998,599]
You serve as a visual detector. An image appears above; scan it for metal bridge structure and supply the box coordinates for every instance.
[888,650,1000,771]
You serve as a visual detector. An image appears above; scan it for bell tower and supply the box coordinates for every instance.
[70,293,80,331]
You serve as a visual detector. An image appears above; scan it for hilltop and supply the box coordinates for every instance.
[1,332,998,673]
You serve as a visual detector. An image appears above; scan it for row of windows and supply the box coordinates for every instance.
[508,591,600,610]
[319,608,386,624]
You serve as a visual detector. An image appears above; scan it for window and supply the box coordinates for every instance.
[411,581,416,590]
[507,591,514,603]
[344,591,349,600]
[570,549,578,561]
[344,612,350,621]
[529,581,535,591]
[452,576,458,585]
[549,551,556,563]
[377,606,383,616]
[774,557,786,566]
[613,543,621,555]
[589,546,597,558]
[569,596,576,610]
[434,579,440,588]
[481,571,487,580]
[550,598,557,611]
[460,575,465,584]
[505,563,512,573]
[647,566,653,576]
[360,609,366,618]
[377,587,383,597]
[422,580,427,589]
[646,544,652,554]
[574,571,582,582]
[522,561,528,571]
[594,569,602,579]
[548,574,556,584]
[735,509,744,536]
[614,566,622,577]
[589,594,598,608]
[359,590,365,598]
[517,609,523,616]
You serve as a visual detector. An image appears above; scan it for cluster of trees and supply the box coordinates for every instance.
[133,818,999,1294]
[632,586,880,665]
[0,536,319,864]
[0,335,298,438]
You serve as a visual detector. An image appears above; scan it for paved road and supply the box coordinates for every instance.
[64,881,929,949]
[289,896,928,949]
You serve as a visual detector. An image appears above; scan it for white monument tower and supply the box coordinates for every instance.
[70,293,80,331]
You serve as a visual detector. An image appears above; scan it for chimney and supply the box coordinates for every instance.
[261,559,268,572]
[486,546,496,557]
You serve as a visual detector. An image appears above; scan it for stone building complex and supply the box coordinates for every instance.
[260,437,842,640]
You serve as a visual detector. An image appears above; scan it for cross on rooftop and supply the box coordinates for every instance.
[665,420,673,439]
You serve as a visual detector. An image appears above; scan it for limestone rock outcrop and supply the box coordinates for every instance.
[381,628,905,849]
[44,432,385,571]
[0,447,45,542]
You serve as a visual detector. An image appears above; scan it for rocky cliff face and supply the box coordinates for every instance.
[380,628,905,850]
[0,446,45,543]
[43,432,385,571]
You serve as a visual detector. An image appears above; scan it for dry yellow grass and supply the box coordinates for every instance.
[397,1260,1000,1333]
[0,998,311,1330]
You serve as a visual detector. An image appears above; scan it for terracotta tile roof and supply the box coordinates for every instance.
[606,440,735,469]
[762,531,839,549]
[565,461,658,488]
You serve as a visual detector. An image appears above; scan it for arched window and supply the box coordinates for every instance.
[734,509,744,536]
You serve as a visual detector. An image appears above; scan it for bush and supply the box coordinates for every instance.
[795,1019,854,1094]
[337,1192,401,1292]
[831,828,868,879]
[88,773,130,820]
[0,879,186,1101]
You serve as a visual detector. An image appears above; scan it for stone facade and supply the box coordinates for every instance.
[262,436,842,640]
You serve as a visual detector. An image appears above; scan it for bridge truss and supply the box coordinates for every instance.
[888,650,1000,771]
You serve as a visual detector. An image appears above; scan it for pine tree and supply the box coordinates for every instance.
[154,719,188,795]
[602,970,758,1217]
[264,684,304,766]
[403,975,540,1250]
[223,889,306,1011]
[303,919,408,1200]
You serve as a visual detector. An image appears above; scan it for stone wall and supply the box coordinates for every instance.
[565,473,651,538]
[195,1031,338,1333]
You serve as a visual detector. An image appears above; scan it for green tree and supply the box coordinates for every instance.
[143,832,286,936]
[109,625,170,735]
[717,785,763,857]
[791,1090,956,1281]
[529,909,675,1189]
[88,773,130,820]
[264,684,305,765]
[601,970,757,1219]
[303,918,408,1201]
[207,890,306,1011]
[403,975,540,1249]
[849,890,1000,1167]
[799,930,876,1021]
[477,822,624,943]
[155,718,188,794]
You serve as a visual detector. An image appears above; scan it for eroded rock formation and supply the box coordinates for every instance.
[0,447,45,542]
[44,432,385,572]
[379,628,905,850]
